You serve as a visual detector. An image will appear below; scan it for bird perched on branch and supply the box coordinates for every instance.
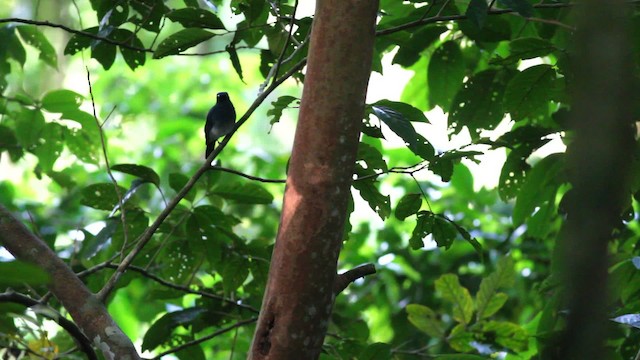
[205,92,236,158]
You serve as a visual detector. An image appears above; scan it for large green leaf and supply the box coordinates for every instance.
[450,69,515,138]
[512,153,563,225]
[142,307,207,351]
[428,41,465,112]
[393,26,446,67]
[212,182,274,204]
[154,28,215,58]
[267,95,299,125]
[16,26,57,68]
[504,64,557,121]
[395,193,422,220]
[41,90,83,113]
[80,183,128,210]
[435,274,474,325]
[112,164,160,186]
[406,304,445,338]
[0,261,50,287]
[165,8,226,29]
[476,257,515,320]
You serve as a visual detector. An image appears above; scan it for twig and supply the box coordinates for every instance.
[97,57,308,302]
[0,291,97,360]
[86,68,129,261]
[209,165,286,183]
[271,0,299,84]
[149,317,258,360]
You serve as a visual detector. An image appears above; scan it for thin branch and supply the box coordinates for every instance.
[0,292,97,360]
[97,57,308,302]
[209,165,286,183]
[375,2,611,36]
[149,317,258,360]
[525,16,576,31]
[99,263,259,313]
[271,0,299,84]
[86,68,129,260]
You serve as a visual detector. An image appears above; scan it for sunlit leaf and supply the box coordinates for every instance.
[154,28,215,58]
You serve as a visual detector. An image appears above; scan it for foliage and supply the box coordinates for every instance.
[1,0,640,359]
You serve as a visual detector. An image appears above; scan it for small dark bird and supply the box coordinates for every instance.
[205,92,236,158]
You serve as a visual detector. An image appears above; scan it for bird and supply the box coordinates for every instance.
[205,92,236,158]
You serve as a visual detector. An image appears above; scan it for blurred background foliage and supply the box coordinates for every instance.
[1,0,640,359]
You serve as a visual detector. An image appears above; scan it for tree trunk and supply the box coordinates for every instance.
[248,0,379,358]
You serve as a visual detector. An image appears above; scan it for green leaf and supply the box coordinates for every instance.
[154,28,215,59]
[267,96,299,125]
[14,108,45,149]
[33,123,64,173]
[393,26,446,67]
[476,257,515,320]
[16,26,57,68]
[165,8,226,29]
[91,37,117,70]
[512,153,563,225]
[409,211,434,249]
[226,44,244,81]
[64,27,98,55]
[432,216,459,249]
[221,254,249,293]
[142,307,207,351]
[0,261,50,287]
[497,0,534,17]
[498,146,532,201]
[80,183,128,210]
[435,274,474,325]
[466,0,489,28]
[3,27,26,66]
[406,304,445,338]
[357,142,387,173]
[428,41,465,112]
[395,193,422,220]
[41,90,84,113]
[212,182,274,204]
[115,30,146,70]
[504,64,557,121]
[372,100,428,122]
[401,57,429,111]
[492,37,556,65]
[483,320,528,351]
[449,323,475,352]
[169,173,195,202]
[352,175,391,220]
[459,16,511,43]
[358,343,392,360]
[450,69,515,138]
[370,104,434,161]
[111,164,160,186]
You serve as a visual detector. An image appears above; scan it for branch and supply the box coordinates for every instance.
[0,291,97,360]
[97,57,308,301]
[209,165,286,183]
[101,263,259,313]
[0,205,140,359]
[333,264,377,295]
[375,2,600,36]
[149,317,258,360]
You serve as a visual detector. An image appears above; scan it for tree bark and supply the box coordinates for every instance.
[559,0,634,358]
[248,0,379,358]
[0,205,140,360]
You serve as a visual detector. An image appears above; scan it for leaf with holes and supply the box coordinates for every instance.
[166,8,226,29]
[450,69,515,139]
[371,104,434,161]
[498,146,532,201]
[81,183,128,210]
[267,96,299,125]
[504,65,557,121]
[395,193,422,220]
[16,26,57,68]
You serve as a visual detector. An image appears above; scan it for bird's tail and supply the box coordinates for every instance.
[205,142,214,159]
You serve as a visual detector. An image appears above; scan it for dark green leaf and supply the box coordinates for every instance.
[212,183,274,204]
[154,29,215,59]
[169,173,195,202]
[371,104,434,161]
[450,69,515,138]
[498,146,532,201]
[115,30,146,70]
[395,193,422,220]
[466,0,489,28]
[112,164,160,186]
[432,216,458,249]
[267,96,299,125]
[14,109,44,149]
[459,16,511,43]
[429,41,465,112]
[357,142,388,173]
[409,211,434,249]
[41,89,84,113]
[221,254,249,293]
[0,261,50,286]
[393,26,446,67]
[64,27,99,55]
[497,0,534,17]
[3,27,26,66]
[492,37,556,65]
[358,343,392,360]
[166,8,226,29]
[226,44,244,81]
[142,307,207,351]
[352,173,391,220]
[504,65,557,121]
[372,100,428,122]
[513,153,563,225]
[16,26,57,68]
[80,183,128,210]
[91,38,117,70]
[430,157,454,182]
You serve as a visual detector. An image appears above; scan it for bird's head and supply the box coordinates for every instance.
[217,92,229,102]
